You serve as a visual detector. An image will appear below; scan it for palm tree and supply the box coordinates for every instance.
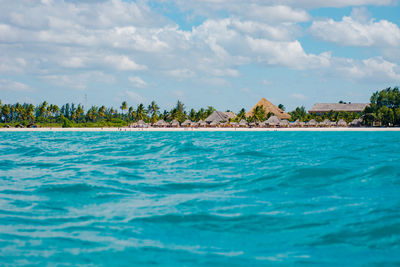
[206,106,215,117]
[252,105,266,122]
[147,101,159,123]
[98,106,106,119]
[136,103,147,121]
[76,105,84,123]
[237,108,246,121]
[121,101,128,118]
[2,104,10,123]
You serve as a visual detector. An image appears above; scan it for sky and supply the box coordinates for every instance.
[1,0,400,112]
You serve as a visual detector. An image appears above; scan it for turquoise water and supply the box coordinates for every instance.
[0,132,399,266]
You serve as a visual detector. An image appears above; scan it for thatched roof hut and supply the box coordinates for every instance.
[15,124,24,128]
[205,111,236,123]
[337,119,348,127]
[266,115,281,126]
[246,98,291,120]
[279,119,289,127]
[154,119,168,127]
[309,103,369,113]
[248,122,256,127]
[307,119,318,127]
[239,119,248,127]
[27,123,40,128]
[197,120,207,127]
[291,119,305,127]
[137,120,148,128]
[209,120,220,127]
[349,118,362,127]
[321,119,332,127]
[171,119,180,127]
[230,121,239,127]
[4,124,11,128]
[259,121,267,127]
[181,119,192,127]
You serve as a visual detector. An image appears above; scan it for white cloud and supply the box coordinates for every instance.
[125,90,145,103]
[0,0,398,97]
[286,0,395,8]
[60,57,85,68]
[104,55,147,71]
[0,79,33,92]
[310,12,400,48]
[42,71,114,90]
[331,57,400,82]
[246,37,332,70]
[128,76,147,88]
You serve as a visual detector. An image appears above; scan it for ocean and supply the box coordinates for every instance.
[0,132,399,266]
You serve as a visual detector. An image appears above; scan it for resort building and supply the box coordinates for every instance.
[205,111,236,123]
[246,98,291,120]
[309,103,369,115]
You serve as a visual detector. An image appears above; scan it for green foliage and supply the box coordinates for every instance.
[363,87,400,126]
[289,106,307,121]
[62,117,73,128]
[251,105,266,122]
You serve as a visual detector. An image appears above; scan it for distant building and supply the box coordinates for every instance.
[205,111,236,123]
[246,98,291,120]
[309,103,369,115]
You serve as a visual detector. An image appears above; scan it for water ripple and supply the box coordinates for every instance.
[0,131,399,265]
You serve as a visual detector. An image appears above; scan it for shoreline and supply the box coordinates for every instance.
[1,127,400,132]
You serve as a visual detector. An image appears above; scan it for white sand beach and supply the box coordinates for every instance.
[1,127,400,132]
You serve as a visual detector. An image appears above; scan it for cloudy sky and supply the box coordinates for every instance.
[1,0,399,112]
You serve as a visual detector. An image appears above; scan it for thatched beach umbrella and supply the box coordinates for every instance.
[205,110,236,123]
[307,119,318,127]
[291,119,305,128]
[258,121,267,128]
[230,121,239,127]
[209,120,219,127]
[181,119,192,127]
[337,119,348,127]
[197,120,207,127]
[266,116,280,127]
[239,119,248,127]
[321,119,332,127]
[349,118,362,127]
[248,122,256,128]
[171,119,180,127]
[137,120,147,128]
[154,119,167,127]
[279,119,289,128]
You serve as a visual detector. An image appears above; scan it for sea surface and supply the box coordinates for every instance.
[0,132,399,266]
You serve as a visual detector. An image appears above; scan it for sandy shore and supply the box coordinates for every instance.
[1,127,400,132]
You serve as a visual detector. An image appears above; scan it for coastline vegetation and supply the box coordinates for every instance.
[0,87,398,127]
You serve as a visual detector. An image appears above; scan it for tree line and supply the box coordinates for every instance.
[0,87,398,127]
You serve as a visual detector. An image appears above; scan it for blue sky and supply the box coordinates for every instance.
[1,0,399,112]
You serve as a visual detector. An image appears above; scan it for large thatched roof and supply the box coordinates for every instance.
[205,111,236,123]
[309,103,369,113]
[246,98,290,120]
